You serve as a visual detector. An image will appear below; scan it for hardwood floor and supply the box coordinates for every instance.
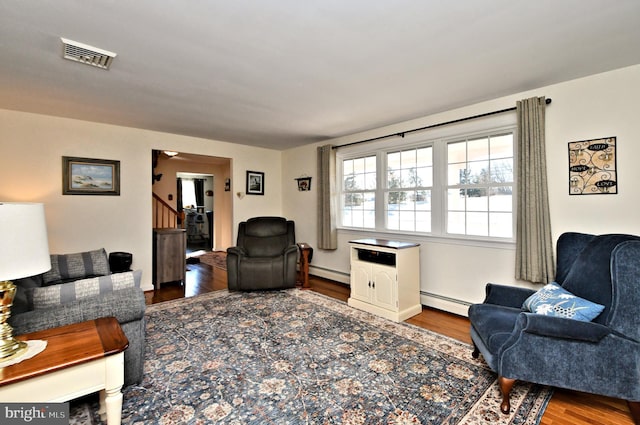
[145,261,635,425]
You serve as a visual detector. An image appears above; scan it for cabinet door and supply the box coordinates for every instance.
[372,265,396,311]
[350,261,372,302]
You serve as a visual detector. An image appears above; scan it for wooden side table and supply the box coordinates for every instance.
[0,317,129,425]
[297,243,313,289]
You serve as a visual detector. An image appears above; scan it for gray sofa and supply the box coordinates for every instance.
[9,248,146,386]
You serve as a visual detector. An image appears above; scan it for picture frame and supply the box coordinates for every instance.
[295,177,312,191]
[246,170,264,195]
[62,156,120,195]
[568,137,617,195]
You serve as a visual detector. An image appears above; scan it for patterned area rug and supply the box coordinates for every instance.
[192,250,227,270]
[75,290,551,424]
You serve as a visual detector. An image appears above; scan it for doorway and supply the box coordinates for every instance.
[178,172,213,253]
[152,151,233,252]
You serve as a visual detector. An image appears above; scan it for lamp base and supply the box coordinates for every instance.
[0,280,28,360]
[0,338,27,360]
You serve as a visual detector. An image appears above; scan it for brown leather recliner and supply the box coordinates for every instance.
[226,217,297,291]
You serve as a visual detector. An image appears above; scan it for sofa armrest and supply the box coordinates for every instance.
[483,283,536,308]
[10,287,145,336]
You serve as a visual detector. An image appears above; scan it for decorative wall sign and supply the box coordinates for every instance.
[295,176,312,191]
[62,156,120,195]
[568,137,617,195]
[246,170,264,195]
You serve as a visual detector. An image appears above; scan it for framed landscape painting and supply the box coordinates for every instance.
[62,156,120,195]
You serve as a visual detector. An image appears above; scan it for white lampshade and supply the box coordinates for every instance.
[0,203,51,281]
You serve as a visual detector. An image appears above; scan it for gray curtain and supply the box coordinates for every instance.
[317,144,337,250]
[515,96,554,283]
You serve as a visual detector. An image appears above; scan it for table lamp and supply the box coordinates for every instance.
[0,203,51,359]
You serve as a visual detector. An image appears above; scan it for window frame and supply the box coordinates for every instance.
[336,118,517,245]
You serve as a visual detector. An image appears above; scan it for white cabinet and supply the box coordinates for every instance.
[348,239,421,322]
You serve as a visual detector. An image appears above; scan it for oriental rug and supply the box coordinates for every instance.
[194,250,227,270]
[75,289,551,424]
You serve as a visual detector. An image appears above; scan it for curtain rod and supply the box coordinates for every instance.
[333,98,552,149]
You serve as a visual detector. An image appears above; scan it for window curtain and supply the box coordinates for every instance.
[176,177,184,226]
[194,178,205,208]
[515,96,554,284]
[317,144,337,250]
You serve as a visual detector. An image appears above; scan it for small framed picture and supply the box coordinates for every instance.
[62,156,120,195]
[246,170,264,195]
[295,177,312,191]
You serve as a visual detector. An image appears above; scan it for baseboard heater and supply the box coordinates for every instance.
[420,291,471,317]
[308,265,350,284]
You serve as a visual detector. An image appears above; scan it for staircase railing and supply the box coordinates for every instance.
[152,193,184,229]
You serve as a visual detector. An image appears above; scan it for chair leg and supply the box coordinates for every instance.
[498,376,516,414]
[627,401,640,425]
[471,343,480,359]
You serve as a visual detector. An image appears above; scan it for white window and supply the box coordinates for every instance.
[341,155,376,228]
[446,133,514,238]
[386,147,433,232]
[337,125,515,242]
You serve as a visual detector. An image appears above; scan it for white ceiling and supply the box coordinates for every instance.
[1,1,639,150]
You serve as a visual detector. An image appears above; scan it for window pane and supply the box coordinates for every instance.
[365,172,376,190]
[343,159,354,175]
[387,207,400,230]
[466,212,488,236]
[490,134,513,159]
[365,156,376,172]
[388,152,401,172]
[489,189,512,212]
[490,158,513,183]
[467,160,490,184]
[468,137,488,160]
[401,150,416,167]
[448,142,466,163]
[388,170,401,188]
[466,192,488,211]
[416,166,432,187]
[448,189,466,210]
[415,190,431,210]
[448,211,465,234]
[417,147,432,166]
[399,211,415,231]
[415,211,431,232]
[490,212,512,238]
[401,168,417,187]
[448,163,467,185]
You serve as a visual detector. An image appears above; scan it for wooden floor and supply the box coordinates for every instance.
[146,260,635,425]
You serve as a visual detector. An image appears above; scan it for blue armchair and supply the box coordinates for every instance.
[468,232,640,422]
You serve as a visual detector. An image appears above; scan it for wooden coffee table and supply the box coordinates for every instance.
[0,317,129,425]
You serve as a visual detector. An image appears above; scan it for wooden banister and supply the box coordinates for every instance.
[152,193,184,228]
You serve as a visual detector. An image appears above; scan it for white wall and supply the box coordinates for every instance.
[282,64,640,315]
[0,111,283,291]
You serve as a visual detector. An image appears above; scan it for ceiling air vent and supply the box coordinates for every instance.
[61,38,116,70]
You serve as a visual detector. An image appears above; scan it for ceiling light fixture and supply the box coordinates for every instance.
[163,151,179,157]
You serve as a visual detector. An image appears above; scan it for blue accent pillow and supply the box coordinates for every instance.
[522,282,605,322]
